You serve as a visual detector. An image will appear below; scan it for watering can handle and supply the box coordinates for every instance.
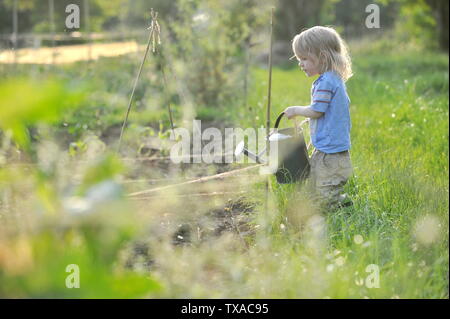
[274,112,309,130]
[274,112,285,129]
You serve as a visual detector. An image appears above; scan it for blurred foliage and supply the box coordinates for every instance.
[0,216,162,298]
[394,0,440,50]
[77,154,124,194]
[164,0,272,108]
[0,0,448,300]
[0,79,162,298]
[0,79,84,151]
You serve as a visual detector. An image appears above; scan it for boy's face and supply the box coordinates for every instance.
[295,54,320,77]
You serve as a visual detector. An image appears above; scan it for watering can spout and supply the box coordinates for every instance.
[235,112,310,183]
[234,141,267,164]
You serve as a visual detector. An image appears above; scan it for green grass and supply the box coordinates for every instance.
[0,41,448,298]
[236,49,449,298]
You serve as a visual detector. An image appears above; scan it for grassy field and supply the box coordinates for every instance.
[243,49,449,298]
[0,41,448,298]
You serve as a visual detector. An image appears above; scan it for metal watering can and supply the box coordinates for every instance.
[235,112,310,184]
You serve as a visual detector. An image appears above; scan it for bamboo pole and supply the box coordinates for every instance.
[243,37,250,113]
[117,12,156,153]
[49,0,56,64]
[128,164,263,197]
[264,8,275,226]
[129,191,249,200]
[83,0,92,60]
[117,9,174,152]
[12,0,18,64]
[149,11,175,135]
[265,9,274,147]
[155,45,175,134]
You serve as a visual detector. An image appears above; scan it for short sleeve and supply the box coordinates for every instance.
[311,80,335,113]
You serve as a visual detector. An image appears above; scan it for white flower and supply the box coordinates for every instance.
[335,256,346,267]
[354,235,364,245]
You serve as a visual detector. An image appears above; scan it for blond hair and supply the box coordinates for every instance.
[292,26,353,81]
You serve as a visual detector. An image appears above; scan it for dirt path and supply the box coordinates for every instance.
[0,41,143,64]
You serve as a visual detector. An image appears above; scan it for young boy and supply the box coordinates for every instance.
[283,26,353,209]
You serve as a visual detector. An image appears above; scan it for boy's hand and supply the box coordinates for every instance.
[283,106,298,119]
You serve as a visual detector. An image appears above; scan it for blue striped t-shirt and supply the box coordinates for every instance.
[309,71,351,153]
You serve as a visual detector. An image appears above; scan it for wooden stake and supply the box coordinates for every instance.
[12,0,18,65]
[83,0,92,61]
[264,8,275,227]
[266,8,274,149]
[117,11,156,153]
[155,45,175,134]
[127,164,263,197]
[117,9,174,152]
[49,0,56,64]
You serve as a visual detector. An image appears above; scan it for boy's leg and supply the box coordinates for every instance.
[310,150,353,209]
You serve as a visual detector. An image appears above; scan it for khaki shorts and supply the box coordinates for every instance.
[309,149,353,205]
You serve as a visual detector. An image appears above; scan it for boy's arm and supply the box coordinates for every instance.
[285,78,335,119]
[283,106,324,119]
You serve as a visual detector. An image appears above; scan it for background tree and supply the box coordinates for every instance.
[0,0,448,52]
[425,0,449,51]
[274,0,326,42]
